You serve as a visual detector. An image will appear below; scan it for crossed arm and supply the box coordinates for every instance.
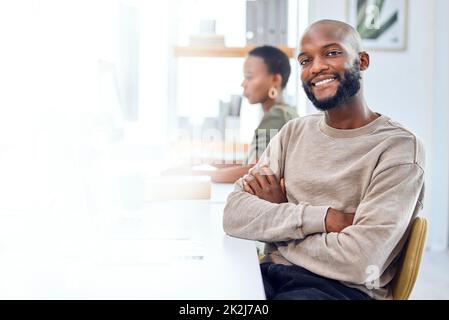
[223,160,425,284]
[241,166,354,233]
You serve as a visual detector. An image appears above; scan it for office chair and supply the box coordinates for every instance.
[391,217,428,300]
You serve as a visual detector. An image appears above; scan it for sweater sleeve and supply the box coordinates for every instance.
[277,163,425,285]
[223,126,330,242]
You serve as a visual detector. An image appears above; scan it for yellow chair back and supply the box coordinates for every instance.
[391,217,428,300]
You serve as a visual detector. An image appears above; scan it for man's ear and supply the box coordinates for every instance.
[359,51,370,71]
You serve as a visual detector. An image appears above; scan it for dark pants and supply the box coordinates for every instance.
[261,262,372,300]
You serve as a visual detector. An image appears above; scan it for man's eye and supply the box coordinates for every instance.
[327,50,342,56]
[299,59,310,66]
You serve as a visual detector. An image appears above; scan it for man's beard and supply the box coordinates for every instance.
[302,61,361,111]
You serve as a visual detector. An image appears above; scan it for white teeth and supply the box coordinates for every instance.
[315,78,335,86]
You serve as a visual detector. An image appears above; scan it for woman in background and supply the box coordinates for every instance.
[165,45,298,183]
[208,45,298,182]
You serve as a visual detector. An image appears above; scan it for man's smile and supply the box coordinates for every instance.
[311,75,338,88]
[310,76,339,95]
[314,77,336,87]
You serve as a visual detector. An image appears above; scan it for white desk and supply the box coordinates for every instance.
[210,182,235,203]
[0,184,265,299]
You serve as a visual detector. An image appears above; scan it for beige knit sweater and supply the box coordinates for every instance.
[223,113,425,299]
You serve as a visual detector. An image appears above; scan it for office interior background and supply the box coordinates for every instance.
[0,0,448,299]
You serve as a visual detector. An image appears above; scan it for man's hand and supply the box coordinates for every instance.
[325,208,355,233]
[242,166,287,204]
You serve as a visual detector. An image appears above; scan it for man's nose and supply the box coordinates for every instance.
[310,56,329,75]
[241,80,246,88]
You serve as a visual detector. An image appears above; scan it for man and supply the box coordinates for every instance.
[222,19,425,300]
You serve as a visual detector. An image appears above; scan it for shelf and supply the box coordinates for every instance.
[173,45,297,58]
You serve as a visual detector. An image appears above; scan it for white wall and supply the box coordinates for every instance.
[306,0,449,250]
[428,0,449,251]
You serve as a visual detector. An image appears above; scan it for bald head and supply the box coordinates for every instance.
[303,19,363,54]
